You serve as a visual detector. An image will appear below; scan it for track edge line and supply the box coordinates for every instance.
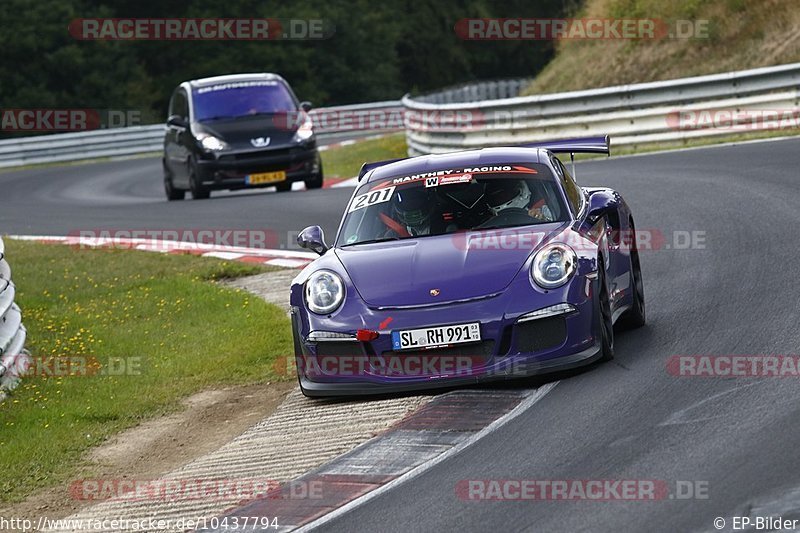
[296,381,559,532]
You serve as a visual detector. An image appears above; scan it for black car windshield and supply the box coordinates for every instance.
[338,163,569,246]
[192,81,296,121]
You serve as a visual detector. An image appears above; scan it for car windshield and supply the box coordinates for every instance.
[337,163,569,246]
[192,81,296,121]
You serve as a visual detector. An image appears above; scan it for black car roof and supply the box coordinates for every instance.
[188,73,283,88]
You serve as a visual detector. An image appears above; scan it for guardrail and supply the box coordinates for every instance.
[310,100,403,134]
[410,78,531,104]
[0,236,29,402]
[0,100,402,169]
[402,63,800,155]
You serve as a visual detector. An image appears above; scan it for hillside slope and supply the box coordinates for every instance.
[523,0,800,94]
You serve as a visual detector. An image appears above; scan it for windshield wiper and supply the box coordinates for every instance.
[342,236,400,247]
[200,115,237,121]
[474,222,542,231]
[473,224,510,231]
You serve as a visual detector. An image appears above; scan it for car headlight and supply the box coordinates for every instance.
[305,270,344,314]
[197,133,228,152]
[293,111,314,142]
[531,243,577,289]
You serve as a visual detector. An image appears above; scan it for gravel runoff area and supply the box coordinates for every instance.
[46,269,431,532]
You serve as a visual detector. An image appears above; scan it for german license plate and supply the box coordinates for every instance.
[391,322,481,351]
[247,171,286,185]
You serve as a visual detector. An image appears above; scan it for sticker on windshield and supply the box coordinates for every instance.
[381,165,538,189]
[348,186,396,213]
[424,173,474,188]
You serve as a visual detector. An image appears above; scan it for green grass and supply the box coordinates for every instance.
[320,133,407,179]
[0,240,293,503]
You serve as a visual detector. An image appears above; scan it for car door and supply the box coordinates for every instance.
[554,156,628,313]
[165,88,191,186]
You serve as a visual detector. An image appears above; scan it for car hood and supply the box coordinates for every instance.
[194,115,298,149]
[334,223,566,307]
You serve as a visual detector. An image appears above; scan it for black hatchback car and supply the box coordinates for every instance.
[162,73,323,200]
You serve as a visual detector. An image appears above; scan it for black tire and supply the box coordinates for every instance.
[188,159,210,200]
[275,182,292,192]
[163,162,184,201]
[620,223,646,329]
[597,258,615,362]
[304,170,323,190]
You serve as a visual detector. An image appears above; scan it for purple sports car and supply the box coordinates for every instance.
[291,136,645,396]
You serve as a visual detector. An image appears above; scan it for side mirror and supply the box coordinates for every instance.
[299,101,313,112]
[585,205,607,227]
[297,225,328,255]
[585,193,613,227]
[167,114,188,129]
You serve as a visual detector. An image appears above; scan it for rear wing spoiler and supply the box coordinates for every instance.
[357,158,406,181]
[356,135,610,181]
[519,135,610,180]
[518,135,610,155]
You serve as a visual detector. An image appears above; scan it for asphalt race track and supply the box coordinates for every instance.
[3,137,800,531]
[0,131,383,245]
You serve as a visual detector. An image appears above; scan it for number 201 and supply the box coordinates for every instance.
[349,186,395,212]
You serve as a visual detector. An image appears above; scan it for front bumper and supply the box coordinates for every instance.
[297,343,602,396]
[292,273,603,397]
[195,142,320,190]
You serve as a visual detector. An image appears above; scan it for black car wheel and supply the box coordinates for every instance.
[598,258,615,362]
[305,168,324,190]
[188,158,210,200]
[163,162,185,201]
[620,219,646,329]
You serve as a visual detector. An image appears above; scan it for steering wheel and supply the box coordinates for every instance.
[476,207,536,229]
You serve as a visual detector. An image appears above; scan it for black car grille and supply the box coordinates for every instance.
[218,147,298,162]
[381,340,495,361]
[315,341,364,357]
[497,325,513,357]
[515,317,567,352]
[376,341,496,376]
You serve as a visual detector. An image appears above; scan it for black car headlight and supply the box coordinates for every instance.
[305,270,345,314]
[293,112,314,143]
[197,133,228,152]
[531,243,577,289]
